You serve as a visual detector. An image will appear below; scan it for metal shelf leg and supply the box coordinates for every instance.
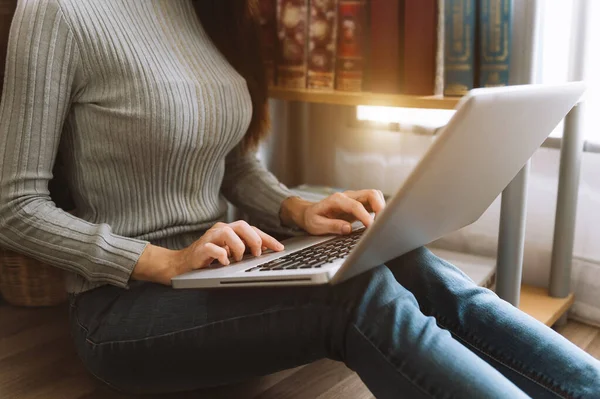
[496,162,530,306]
[550,105,584,299]
[549,0,589,300]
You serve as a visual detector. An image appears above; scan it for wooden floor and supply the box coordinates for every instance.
[1,303,599,399]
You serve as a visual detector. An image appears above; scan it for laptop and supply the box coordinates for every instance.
[172,83,586,289]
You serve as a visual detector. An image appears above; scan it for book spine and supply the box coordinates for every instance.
[478,0,512,87]
[443,0,476,96]
[434,0,445,95]
[335,0,367,92]
[361,0,371,91]
[368,0,401,94]
[258,0,278,87]
[276,0,309,89]
[307,0,338,90]
[403,0,438,95]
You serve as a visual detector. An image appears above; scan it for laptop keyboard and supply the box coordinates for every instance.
[245,229,364,273]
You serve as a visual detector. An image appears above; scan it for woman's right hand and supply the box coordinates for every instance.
[132,221,285,285]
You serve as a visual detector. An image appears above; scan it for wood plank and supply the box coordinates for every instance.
[0,305,67,339]
[255,359,353,399]
[22,374,97,399]
[205,366,306,399]
[555,320,599,351]
[0,336,73,392]
[5,353,84,399]
[585,333,600,360]
[518,285,575,326]
[0,319,68,362]
[78,386,135,399]
[268,87,460,110]
[315,374,374,399]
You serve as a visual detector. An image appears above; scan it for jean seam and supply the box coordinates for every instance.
[79,301,354,348]
[350,324,443,399]
[71,300,91,337]
[82,305,297,347]
[433,313,580,399]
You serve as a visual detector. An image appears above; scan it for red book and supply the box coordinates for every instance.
[276,0,309,89]
[307,0,338,90]
[402,0,438,95]
[368,0,401,94]
[335,0,367,92]
[258,0,278,87]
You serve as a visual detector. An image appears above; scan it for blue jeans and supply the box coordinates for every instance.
[69,247,600,398]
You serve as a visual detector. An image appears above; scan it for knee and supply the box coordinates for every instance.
[332,264,419,325]
[388,247,480,292]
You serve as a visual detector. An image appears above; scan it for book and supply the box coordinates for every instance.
[360,0,371,91]
[434,0,445,95]
[335,0,367,92]
[258,0,278,87]
[402,0,438,95]
[276,0,309,89]
[478,0,512,87]
[443,0,476,96]
[368,0,401,94]
[307,0,338,90]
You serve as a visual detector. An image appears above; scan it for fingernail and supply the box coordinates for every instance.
[277,243,285,250]
[256,248,262,257]
[342,225,352,234]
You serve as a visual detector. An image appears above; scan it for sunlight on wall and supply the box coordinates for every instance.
[356,106,455,130]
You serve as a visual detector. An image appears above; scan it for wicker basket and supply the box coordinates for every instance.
[0,249,67,307]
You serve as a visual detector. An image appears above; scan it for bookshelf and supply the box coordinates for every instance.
[269,88,460,110]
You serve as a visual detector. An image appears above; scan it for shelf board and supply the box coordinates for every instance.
[519,285,575,326]
[268,87,461,110]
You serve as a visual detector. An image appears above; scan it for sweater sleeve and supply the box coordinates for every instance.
[221,143,300,232]
[0,0,148,289]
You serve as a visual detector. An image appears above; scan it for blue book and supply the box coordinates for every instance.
[478,0,513,87]
[444,0,476,96]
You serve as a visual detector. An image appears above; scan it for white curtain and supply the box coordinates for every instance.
[539,0,600,142]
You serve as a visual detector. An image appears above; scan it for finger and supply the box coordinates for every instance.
[214,226,246,262]
[330,193,373,227]
[229,220,263,256]
[252,226,285,252]
[312,215,353,235]
[201,243,230,267]
[346,189,386,215]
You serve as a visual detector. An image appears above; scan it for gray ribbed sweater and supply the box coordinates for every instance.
[0,0,294,294]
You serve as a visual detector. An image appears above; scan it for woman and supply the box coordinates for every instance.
[0,1,598,398]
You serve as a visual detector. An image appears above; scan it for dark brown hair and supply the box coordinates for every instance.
[192,0,269,151]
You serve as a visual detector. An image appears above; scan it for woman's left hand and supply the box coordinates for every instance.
[280,189,386,235]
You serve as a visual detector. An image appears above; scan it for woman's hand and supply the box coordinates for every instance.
[280,189,386,235]
[132,221,285,285]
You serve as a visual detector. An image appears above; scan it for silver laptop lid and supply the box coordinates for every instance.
[332,83,586,284]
